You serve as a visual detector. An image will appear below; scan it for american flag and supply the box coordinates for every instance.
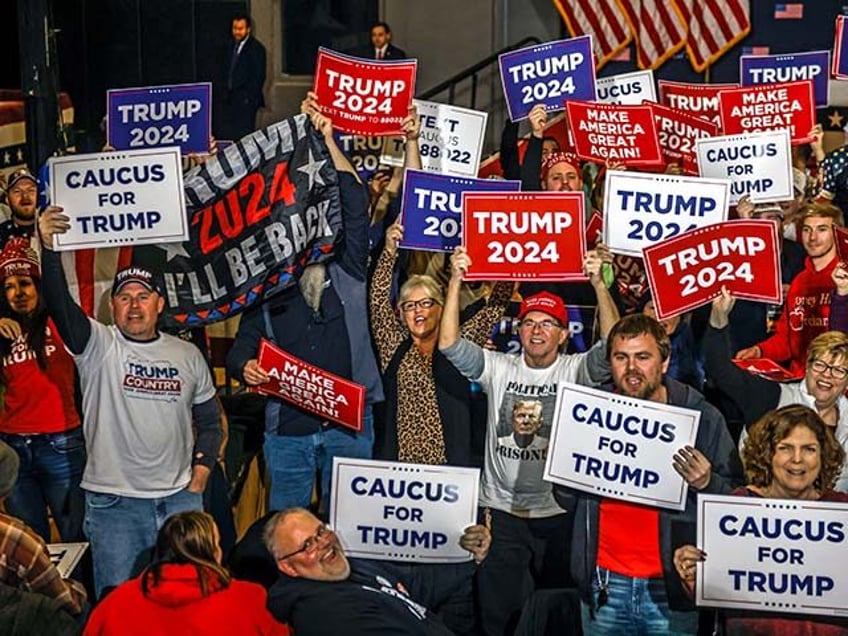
[674,0,751,72]
[774,3,804,20]
[554,0,632,69]
[618,0,687,70]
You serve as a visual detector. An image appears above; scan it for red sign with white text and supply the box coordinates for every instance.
[642,220,781,320]
[586,211,603,246]
[255,339,365,432]
[718,80,815,145]
[732,358,803,382]
[566,101,663,167]
[650,103,719,175]
[313,48,417,136]
[834,225,848,262]
[462,192,586,281]
[658,81,738,129]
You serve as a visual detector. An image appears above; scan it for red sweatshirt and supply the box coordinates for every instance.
[757,256,836,376]
[84,564,289,636]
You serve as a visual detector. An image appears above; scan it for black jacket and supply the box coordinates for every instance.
[267,558,467,635]
[228,35,266,108]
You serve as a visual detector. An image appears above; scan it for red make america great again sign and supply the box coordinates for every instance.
[255,339,365,432]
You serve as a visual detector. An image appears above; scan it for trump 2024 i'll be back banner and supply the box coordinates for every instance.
[154,114,342,330]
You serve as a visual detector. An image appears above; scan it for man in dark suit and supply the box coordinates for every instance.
[224,13,266,141]
[367,21,407,60]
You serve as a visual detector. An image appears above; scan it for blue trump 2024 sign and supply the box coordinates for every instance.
[400,170,520,252]
[107,82,212,154]
[498,36,597,122]
[740,51,830,108]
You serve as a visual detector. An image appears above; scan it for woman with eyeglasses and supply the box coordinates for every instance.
[369,223,511,468]
[703,287,848,491]
[84,511,288,635]
[673,405,848,634]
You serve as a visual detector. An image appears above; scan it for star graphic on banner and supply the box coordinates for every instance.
[15,149,23,163]
[2,152,10,167]
[297,149,327,189]
[828,110,845,129]
[159,242,189,261]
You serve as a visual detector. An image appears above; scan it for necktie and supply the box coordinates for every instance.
[377,49,383,60]
[228,42,240,89]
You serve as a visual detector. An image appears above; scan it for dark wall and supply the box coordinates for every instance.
[50,0,246,151]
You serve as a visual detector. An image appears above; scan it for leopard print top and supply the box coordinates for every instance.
[369,248,512,464]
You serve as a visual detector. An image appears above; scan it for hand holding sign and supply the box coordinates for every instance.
[708,286,737,330]
[674,544,706,595]
[833,261,848,297]
[37,206,71,251]
[458,524,492,564]
[385,223,404,257]
[450,246,471,282]
[671,445,712,490]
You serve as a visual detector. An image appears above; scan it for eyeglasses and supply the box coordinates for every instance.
[400,298,438,312]
[810,359,848,380]
[276,524,333,561]
[520,318,561,331]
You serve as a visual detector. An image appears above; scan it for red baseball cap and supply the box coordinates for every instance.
[541,151,582,181]
[517,291,567,325]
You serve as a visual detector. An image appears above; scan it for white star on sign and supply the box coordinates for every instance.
[297,149,327,189]
[159,242,189,261]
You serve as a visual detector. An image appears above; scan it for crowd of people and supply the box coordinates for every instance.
[0,13,847,636]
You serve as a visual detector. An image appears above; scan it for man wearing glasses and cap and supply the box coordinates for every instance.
[35,207,223,600]
[438,245,619,635]
[1,168,39,248]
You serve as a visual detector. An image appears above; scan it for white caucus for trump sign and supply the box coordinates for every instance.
[697,494,848,617]
[331,458,480,563]
[545,383,700,511]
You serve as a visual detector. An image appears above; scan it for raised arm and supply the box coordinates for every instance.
[438,246,485,379]
[368,223,408,370]
[586,243,620,339]
[37,206,92,354]
[703,288,780,427]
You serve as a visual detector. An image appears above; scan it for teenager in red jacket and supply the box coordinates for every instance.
[84,511,288,635]
[736,202,842,376]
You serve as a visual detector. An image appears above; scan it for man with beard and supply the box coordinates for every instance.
[0,168,39,248]
[556,313,743,635]
[226,93,382,514]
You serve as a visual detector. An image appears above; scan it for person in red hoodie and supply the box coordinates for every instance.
[84,511,288,635]
[736,202,843,376]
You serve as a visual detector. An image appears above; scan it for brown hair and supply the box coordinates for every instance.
[606,314,670,362]
[798,201,844,227]
[142,511,230,598]
[743,405,845,492]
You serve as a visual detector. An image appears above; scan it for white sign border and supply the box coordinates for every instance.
[602,170,731,258]
[545,382,700,511]
[48,146,187,250]
[330,457,480,563]
[695,129,793,205]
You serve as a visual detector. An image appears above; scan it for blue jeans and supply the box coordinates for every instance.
[1,428,86,542]
[581,570,698,635]
[84,487,202,599]
[264,406,373,513]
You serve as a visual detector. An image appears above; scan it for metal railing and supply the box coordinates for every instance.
[419,36,542,108]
